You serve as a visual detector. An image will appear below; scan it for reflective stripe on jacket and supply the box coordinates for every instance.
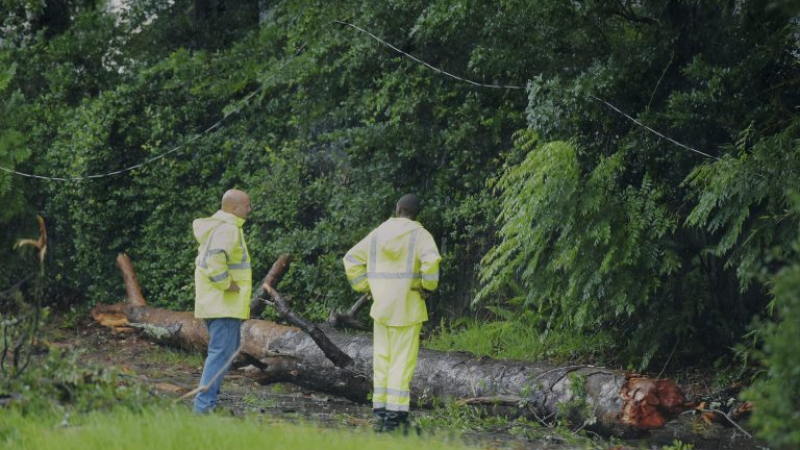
[343,217,441,326]
[193,210,252,319]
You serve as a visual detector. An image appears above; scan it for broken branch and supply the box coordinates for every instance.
[250,254,293,318]
[326,293,370,331]
[262,284,353,369]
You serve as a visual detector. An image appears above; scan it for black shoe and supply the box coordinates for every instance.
[372,408,387,432]
[384,411,410,435]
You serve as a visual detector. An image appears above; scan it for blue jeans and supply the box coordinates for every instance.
[193,318,242,413]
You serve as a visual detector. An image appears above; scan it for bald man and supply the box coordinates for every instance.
[192,189,252,413]
[343,194,442,432]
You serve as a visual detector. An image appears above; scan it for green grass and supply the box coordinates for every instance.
[0,407,477,450]
[423,317,615,362]
[143,346,205,367]
[241,391,278,409]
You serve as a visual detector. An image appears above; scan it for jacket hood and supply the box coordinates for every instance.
[375,217,423,258]
[192,210,244,243]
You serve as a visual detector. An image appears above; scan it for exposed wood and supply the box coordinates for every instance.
[14,215,47,264]
[92,254,690,437]
[620,377,685,428]
[116,253,147,307]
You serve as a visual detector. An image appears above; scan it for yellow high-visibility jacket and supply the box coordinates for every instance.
[343,217,441,326]
[193,210,252,320]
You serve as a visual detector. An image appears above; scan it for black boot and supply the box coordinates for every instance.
[397,411,411,436]
[372,408,387,432]
[384,411,410,435]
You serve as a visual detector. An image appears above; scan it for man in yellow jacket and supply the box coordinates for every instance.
[343,194,441,432]
[193,189,252,413]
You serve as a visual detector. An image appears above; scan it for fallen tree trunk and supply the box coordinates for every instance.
[92,254,686,437]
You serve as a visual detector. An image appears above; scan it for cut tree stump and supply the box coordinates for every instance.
[91,254,688,437]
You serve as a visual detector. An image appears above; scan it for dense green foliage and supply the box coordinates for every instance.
[475,1,800,369]
[742,218,800,448]
[0,344,151,414]
[1,0,799,445]
[0,58,33,287]
[2,0,528,314]
[480,135,680,366]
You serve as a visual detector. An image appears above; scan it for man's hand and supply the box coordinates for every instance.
[226,281,241,293]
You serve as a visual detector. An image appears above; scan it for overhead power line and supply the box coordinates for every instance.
[588,95,719,161]
[0,21,719,182]
[334,20,524,91]
[337,20,719,161]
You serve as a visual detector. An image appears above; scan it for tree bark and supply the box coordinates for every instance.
[91,254,687,437]
[249,254,293,318]
[261,283,354,369]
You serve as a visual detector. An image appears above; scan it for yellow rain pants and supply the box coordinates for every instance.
[371,321,422,412]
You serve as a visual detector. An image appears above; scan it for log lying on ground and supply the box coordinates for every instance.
[91,254,686,437]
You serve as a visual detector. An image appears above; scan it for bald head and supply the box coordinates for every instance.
[221,189,251,220]
[395,194,421,220]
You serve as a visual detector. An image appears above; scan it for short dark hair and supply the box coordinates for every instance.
[396,194,421,219]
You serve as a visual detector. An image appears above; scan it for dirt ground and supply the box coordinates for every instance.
[54,318,765,450]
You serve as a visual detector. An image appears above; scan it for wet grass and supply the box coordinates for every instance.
[143,346,205,368]
[414,397,617,450]
[423,317,615,362]
[241,391,278,409]
[0,407,477,450]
